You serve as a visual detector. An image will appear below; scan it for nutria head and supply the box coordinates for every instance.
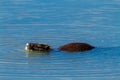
[25,43,52,52]
[58,42,95,52]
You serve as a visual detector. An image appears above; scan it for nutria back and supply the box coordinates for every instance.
[58,42,94,52]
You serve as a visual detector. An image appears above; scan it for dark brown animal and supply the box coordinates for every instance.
[25,43,52,52]
[58,42,94,52]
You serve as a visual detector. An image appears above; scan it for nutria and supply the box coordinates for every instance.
[58,42,94,52]
[25,43,52,52]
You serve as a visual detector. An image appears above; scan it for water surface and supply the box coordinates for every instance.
[0,0,120,80]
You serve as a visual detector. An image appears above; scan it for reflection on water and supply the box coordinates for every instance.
[0,0,120,80]
[25,50,50,58]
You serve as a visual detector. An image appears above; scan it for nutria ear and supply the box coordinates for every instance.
[26,43,29,46]
[44,45,48,48]
[44,45,50,50]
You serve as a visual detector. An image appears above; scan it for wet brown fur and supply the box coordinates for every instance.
[26,43,52,52]
[58,42,94,52]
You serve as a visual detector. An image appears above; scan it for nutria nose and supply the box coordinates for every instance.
[26,43,29,46]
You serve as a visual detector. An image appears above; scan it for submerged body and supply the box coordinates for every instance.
[25,43,52,52]
[58,42,94,52]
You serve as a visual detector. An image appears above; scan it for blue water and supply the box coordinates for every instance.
[0,0,120,80]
